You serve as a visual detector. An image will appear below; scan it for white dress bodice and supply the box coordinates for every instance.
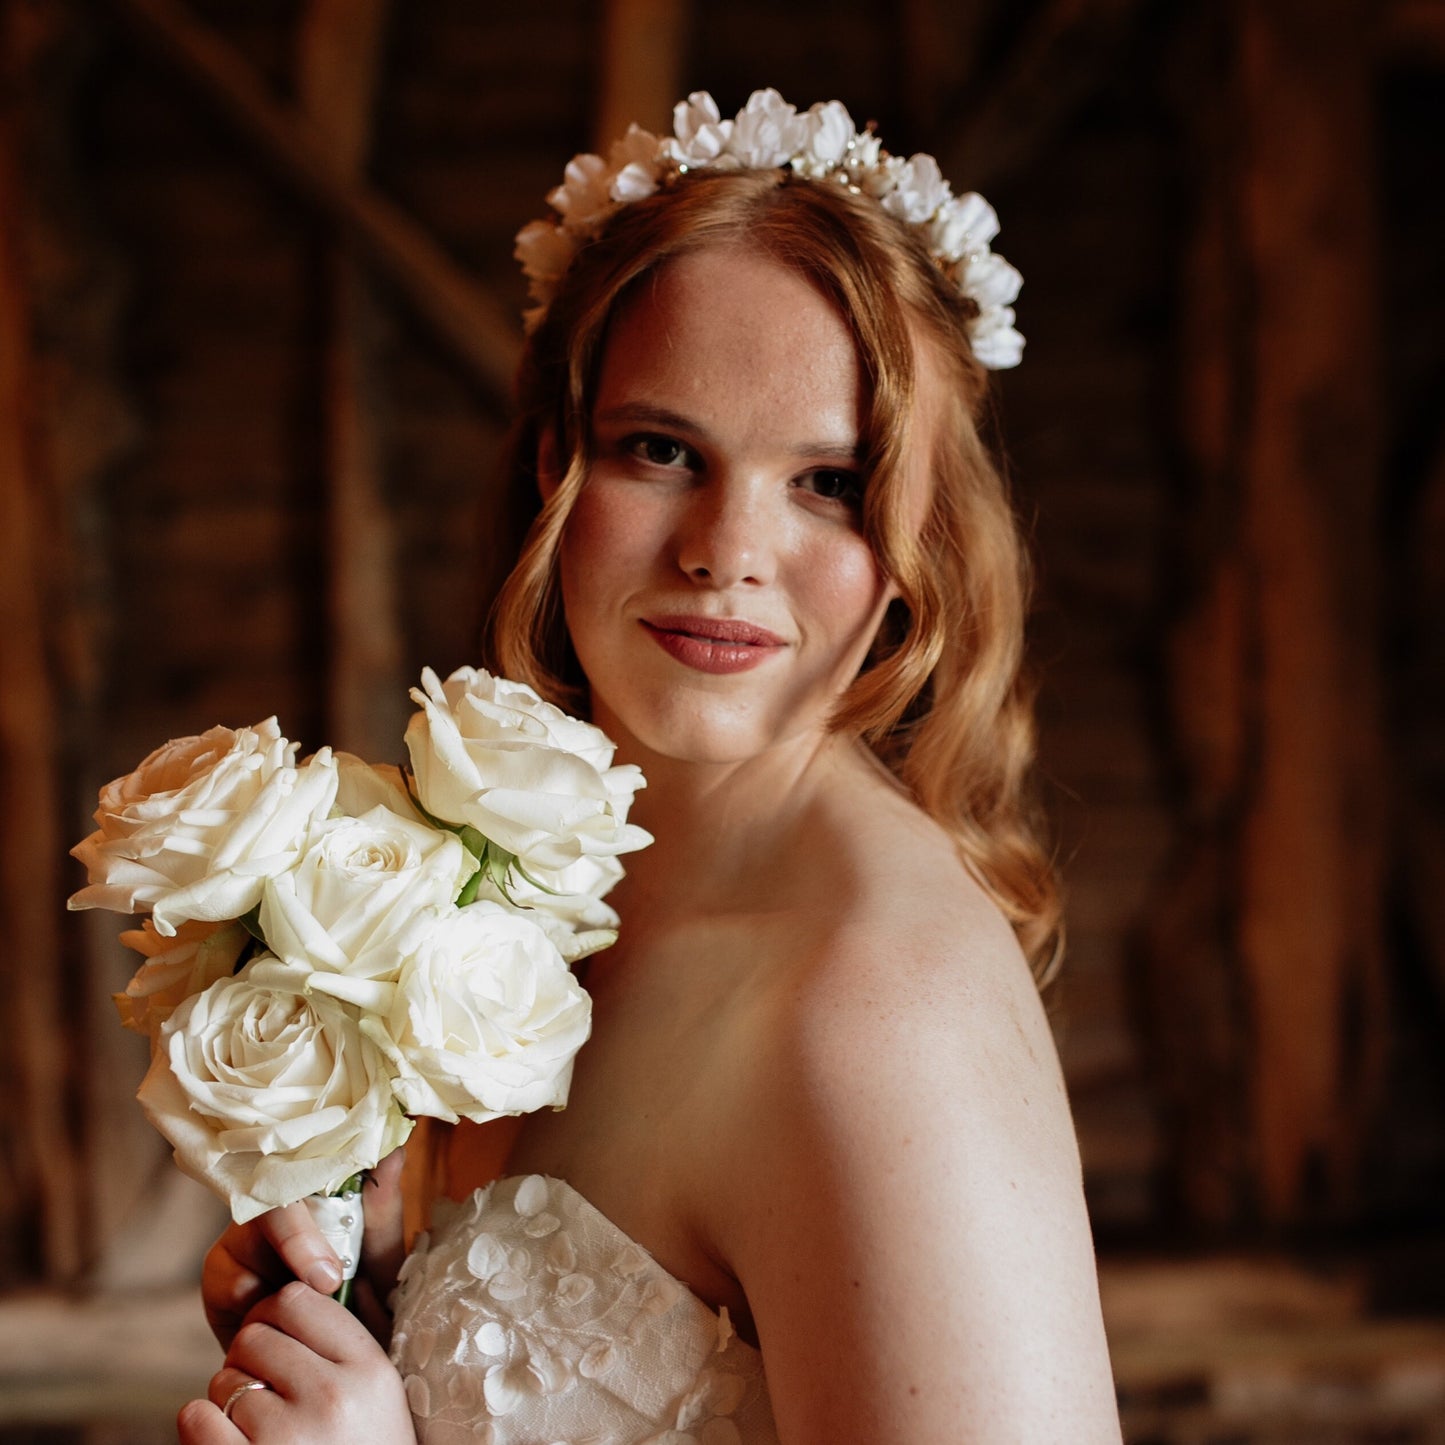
[389,1174,778,1444]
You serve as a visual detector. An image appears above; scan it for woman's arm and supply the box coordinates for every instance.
[729,900,1121,1444]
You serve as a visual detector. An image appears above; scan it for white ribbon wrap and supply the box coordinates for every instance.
[303,1189,365,1283]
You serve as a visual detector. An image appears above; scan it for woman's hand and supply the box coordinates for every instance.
[177,1280,416,1444]
[201,1148,407,1349]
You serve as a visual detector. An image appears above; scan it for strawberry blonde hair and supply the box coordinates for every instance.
[488,170,1061,981]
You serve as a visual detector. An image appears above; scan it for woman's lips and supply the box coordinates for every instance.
[640,615,786,674]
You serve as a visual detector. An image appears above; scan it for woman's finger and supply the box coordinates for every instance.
[235,1279,375,1369]
[176,1396,246,1445]
[257,1199,343,1294]
[177,1366,275,1444]
[201,1227,292,1348]
[362,1146,407,1300]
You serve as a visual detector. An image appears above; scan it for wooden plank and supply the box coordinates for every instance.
[594,0,688,148]
[1383,0,1445,62]
[935,0,1145,190]
[1235,0,1388,1220]
[0,70,85,1282]
[102,0,521,407]
[297,0,408,759]
[1151,0,1388,1225]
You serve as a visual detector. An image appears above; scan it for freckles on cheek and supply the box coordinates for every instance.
[562,483,655,579]
[813,545,893,636]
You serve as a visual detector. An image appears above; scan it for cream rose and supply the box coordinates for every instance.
[114,918,250,1040]
[365,901,591,1124]
[69,720,339,937]
[259,805,475,1009]
[470,852,623,962]
[332,751,420,822]
[404,667,651,876]
[138,956,411,1222]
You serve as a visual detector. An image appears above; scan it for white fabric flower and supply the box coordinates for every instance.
[258,804,474,1008]
[664,91,732,168]
[405,667,651,875]
[69,721,339,936]
[139,955,411,1222]
[930,190,1000,261]
[843,128,884,177]
[726,88,807,168]
[514,218,575,297]
[881,152,950,224]
[547,152,614,228]
[366,902,591,1124]
[962,251,1023,309]
[608,124,663,203]
[968,306,1026,370]
[113,918,249,1040]
[514,87,1026,370]
[793,100,855,177]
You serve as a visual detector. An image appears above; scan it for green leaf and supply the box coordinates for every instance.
[456,867,483,908]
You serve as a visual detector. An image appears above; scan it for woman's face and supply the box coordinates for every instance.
[555,243,900,767]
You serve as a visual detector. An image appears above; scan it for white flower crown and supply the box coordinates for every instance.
[514,88,1025,370]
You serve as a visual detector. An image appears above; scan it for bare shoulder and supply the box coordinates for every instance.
[718,785,1121,1442]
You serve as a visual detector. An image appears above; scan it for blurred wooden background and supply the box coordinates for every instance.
[2,0,1443,1438]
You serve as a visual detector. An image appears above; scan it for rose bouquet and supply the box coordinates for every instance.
[69,667,650,1289]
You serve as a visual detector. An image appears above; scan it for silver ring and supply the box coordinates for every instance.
[222,1378,271,1419]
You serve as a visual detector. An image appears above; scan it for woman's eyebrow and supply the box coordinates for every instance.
[594,403,862,461]
[594,402,705,436]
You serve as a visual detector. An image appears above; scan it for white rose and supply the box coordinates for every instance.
[332,752,422,822]
[405,667,652,875]
[69,720,339,937]
[471,851,623,962]
[364,902,591,1124]
[139,956,411,1222]
[114,918,250,1041]
[727,88,808,169]
[259,805,475,1008]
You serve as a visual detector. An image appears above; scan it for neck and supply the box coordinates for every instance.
[601,721,868,920]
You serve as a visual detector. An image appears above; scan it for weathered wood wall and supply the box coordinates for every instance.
[2,0,1442,1299]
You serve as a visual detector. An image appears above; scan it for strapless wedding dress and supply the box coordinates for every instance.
[390,1174,778,1444]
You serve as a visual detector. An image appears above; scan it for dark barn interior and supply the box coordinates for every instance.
[2,0,1445,1439]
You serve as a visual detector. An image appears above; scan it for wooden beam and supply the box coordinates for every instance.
[1383,0,1445,63]
[297,0,408,761]
[594,0,688,148]
[101,0,521,408]
[0,56,85,1281]
[1234,0,1388,1220]
[1150,0,1389,1225]
[935,0,1145,189]
[898,0,992,138]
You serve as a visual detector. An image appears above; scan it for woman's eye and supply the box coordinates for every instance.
[802,469,863,505]
[627,434,693,468]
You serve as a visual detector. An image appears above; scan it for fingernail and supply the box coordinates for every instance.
[307,1262,341,1292]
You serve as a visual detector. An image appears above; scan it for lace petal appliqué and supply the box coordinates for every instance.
[390,1177,776,1444]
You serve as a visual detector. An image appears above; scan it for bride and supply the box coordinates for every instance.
[180,91,1122,1443]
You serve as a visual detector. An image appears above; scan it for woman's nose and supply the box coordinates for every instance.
[675,481,775,588]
